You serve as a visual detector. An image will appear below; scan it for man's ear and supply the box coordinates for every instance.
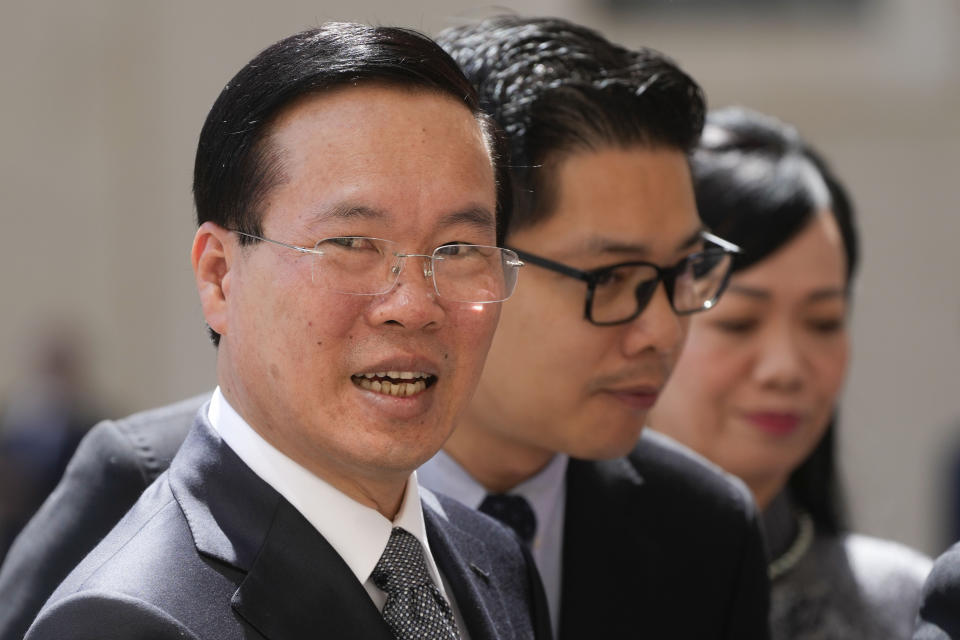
[192,222,234,337]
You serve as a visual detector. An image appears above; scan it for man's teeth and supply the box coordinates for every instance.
[354,372,431,397]
[357,378,427,396]
[360,371,428,380]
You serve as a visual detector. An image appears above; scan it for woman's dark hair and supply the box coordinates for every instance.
[436,15,705,235]
[192,23,510,344]
[693,106,860,534]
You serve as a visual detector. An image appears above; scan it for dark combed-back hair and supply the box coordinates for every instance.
[693,106,860,535]
[192,22,510,345]
[436,15,706,234]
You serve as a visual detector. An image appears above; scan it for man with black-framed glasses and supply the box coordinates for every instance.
[509,231,739,326]
[416,16,772,638]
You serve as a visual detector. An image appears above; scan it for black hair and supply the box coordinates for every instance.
[436,15,706,234]
[693,106,860,534]
[693,107,858,281]
[192,22,510,345]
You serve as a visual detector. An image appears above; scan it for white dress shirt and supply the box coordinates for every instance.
[418,449,568,632]
[208,387,469,636]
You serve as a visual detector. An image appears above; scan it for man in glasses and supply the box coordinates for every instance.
[20,23,550,640]
[416,16,771,638]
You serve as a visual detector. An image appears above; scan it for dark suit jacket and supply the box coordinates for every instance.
[23,410,551,640]
[559,431,771,640]
[914,542,960,639]
[3,395,768,640]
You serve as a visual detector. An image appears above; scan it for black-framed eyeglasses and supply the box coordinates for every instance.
[507,232,741,326]
[231,230,524,304]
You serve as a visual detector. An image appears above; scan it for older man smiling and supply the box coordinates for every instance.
[20,23,548,640]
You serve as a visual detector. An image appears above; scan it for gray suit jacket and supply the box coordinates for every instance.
[0,394,205,640]
[23,409,551,640]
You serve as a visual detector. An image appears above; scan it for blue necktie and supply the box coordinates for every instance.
[478,493,537,545]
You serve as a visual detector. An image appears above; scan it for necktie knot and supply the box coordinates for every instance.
[372,527,461,640]
[372,527,433,593]
[478,493,537,545]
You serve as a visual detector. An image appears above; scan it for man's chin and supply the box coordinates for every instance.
[355,429,454,473]
[565,423,647,461]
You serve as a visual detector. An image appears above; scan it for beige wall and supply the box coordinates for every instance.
[1,0,957,554]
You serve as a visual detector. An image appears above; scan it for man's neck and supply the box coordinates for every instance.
[443,423,556,493]
[324,470,408,520]
[216,383,409,520]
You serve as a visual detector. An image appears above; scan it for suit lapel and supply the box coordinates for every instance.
[423,496,508,640]
[169,415,393,640]
[559,455,659,640]
[232,499,393,640]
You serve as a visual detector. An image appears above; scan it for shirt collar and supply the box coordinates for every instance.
[417,448,488,509]
[208,386,443,590]
[418,449,568,542]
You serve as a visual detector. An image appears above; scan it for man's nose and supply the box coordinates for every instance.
[621,283,684,358]
[367,255,445,329]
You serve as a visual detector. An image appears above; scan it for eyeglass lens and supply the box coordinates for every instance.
[590,249,732,324]
[431,244,519,303]
[308,237,519,303]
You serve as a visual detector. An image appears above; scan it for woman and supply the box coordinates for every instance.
[649,107,931,639]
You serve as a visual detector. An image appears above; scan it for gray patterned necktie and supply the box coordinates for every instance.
[372,527,461,640]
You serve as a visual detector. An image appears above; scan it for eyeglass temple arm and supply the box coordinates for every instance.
[230,230,320,255]
[506,248,593,283]
[701,231,742,254]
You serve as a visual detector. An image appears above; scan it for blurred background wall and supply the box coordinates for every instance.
[0,0,957,555]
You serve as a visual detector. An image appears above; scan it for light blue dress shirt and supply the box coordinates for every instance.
[418,450,568,632]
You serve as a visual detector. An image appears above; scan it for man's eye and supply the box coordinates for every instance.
[440,243,467,254]
[437,243,484,258]
[686,250,723,279]
[594,270,626,286]
[328,237,377,250]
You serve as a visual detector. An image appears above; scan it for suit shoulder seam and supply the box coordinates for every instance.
[74,487,179,591]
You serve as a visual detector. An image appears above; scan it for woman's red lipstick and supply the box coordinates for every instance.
[745,411,801,436]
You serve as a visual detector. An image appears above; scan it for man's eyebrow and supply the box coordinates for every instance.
[583,226,707,256]
[304,203,494,233]
[439,206,497,233]
[310,203,386,223]
[583,237,651,255]
[677,227,708,252]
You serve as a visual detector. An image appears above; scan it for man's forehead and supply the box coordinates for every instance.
[268,83,481,140]
[256,84,497,233]
[513,145,701,252]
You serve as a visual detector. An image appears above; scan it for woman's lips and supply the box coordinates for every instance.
[744,411,802,436]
